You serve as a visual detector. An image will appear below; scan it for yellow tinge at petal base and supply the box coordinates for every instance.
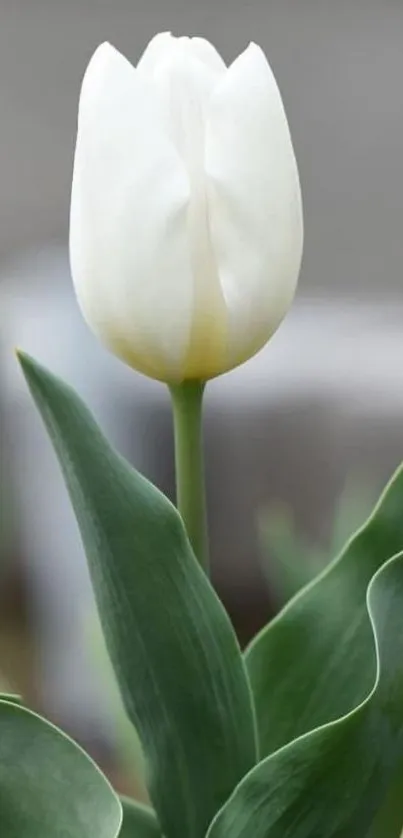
[183,286,228,381]
[70,34,303,382]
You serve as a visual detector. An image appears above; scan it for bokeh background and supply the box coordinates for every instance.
[1,0,403,795]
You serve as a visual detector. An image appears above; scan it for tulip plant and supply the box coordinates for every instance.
[3,32,403,838]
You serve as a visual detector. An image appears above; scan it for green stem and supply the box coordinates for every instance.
[169,380,209,573]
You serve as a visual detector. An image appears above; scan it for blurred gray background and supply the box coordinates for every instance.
[0,0,403,792]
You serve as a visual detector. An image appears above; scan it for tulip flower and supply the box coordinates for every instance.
[70,33,303,385]
[70,32,304,569]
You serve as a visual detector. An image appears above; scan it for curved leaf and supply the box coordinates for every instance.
[0,699,121,837]
[0,693,21,705]
[119,797,161,838]
[207,552,403,838]
[247,463,403,756]
[18,352,257,838]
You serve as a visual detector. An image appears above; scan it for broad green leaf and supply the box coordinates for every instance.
[18,352,257,838]
[0,699,121,837]
[88,612,146,786]
[247,463,403,756]
[368,760,403,838]
[0,693,21,704]
[119,797,161,838]
[207,553,403,838]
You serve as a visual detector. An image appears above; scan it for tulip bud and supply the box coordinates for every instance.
[70,33,303,382]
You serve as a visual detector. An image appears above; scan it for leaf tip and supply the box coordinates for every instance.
[15,349,46,393]
[15,347,33,372]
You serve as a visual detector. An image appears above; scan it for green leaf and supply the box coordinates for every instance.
[368,760,403,838]
[207,552,403,838]
[0,693,22,705]
[119,797,161,838]
[247,463,403,757]
[0,699,121,837]
[87,612,146,786]
[18,352,257,838]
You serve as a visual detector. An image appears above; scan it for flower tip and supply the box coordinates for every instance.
[95,40,114,52]
[79,40,132,104]
[89,41,117,63]
[245,41,265,59]
[84,40,123,76]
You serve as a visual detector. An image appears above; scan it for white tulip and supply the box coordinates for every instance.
[70,33,303,382]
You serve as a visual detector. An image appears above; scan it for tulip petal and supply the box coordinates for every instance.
[150,48,229,380]
[70,43,193,381]
[136,32,173,74]
[184,37,227,73]
[137,33,226,77]
[205,43,303,369]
